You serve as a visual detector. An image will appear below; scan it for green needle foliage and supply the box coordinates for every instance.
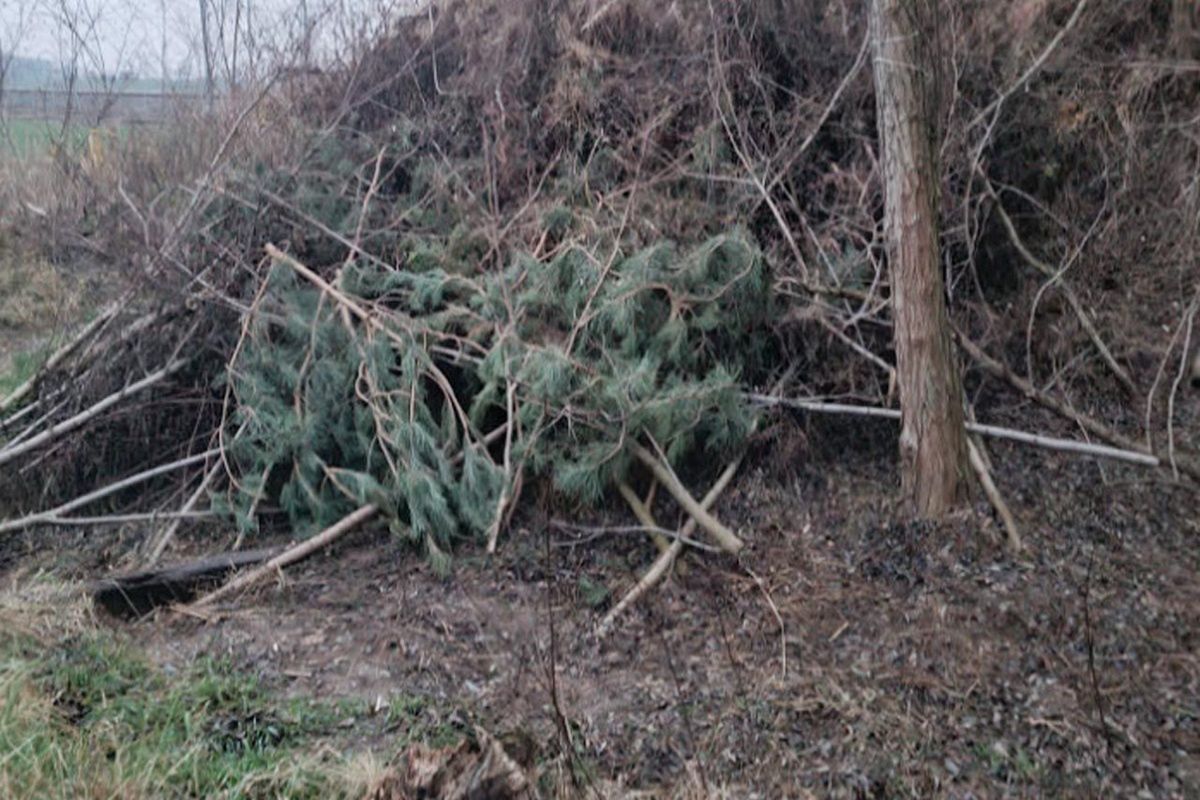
[222,218,772,553]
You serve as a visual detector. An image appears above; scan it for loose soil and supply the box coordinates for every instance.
[3,412,1199,798]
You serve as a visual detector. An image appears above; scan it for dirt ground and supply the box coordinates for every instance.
[3,409,1199,798]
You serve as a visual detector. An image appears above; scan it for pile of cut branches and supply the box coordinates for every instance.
[1,1,798,604]
[220,231,770,556]
[3,0,1199,618]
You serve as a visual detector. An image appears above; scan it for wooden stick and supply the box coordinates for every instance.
[188,503,379,608]
[0,303,119,414]
[146,458,224,565]
[597,455,744,636]
[629,442,743,554]
[967,438,1022,552]
[27,511,215,526]
[749,394,1161,468]
[0,359,187,469]
[955,337,1200,481]
[0,449,218,535]
[616,481,671,553]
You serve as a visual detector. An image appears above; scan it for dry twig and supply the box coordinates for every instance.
[629,441,743,554]
[597,454,744,637]
[189,503,379,608]
[0,359,188,469]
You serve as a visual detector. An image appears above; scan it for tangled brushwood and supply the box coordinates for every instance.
[1,1,1198,599]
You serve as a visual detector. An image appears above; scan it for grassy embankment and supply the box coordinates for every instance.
[0,249,81,398]
[0,581,459,799]
[3,119,91,159]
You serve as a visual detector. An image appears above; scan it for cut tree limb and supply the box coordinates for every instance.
[0,359,187,469]
[750,394,1161,468]
[188,503,379,608]
[597,454,744,637]
[34,511,214,526]
[629,442,743,554]
[0,448,219,536]
[955,336,1200,481]
[0,302,119,415]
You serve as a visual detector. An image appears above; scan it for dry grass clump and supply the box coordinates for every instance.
[0,574,93,645]
[0,255,84,331]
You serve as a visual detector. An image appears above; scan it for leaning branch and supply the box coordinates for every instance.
[0,360,187,469]
[954,336,1200,481]
[0,449,218,536]
[31,511,215,527]
[748,394,1161,468]
[188,503,379,608]
[967,438,1022,552]
[629,442,744,554]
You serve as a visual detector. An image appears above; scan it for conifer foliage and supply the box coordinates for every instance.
[221,226,771,552]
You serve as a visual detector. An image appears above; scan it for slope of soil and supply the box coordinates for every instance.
[72,415,1199,798]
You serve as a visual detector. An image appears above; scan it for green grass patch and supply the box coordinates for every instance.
[0,634,355,799]
[0,348,48,398]
[0,613,458,800]
[2,120,83,159]
[1,119,124,160]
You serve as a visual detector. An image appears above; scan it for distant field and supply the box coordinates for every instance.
[3,119,106,159]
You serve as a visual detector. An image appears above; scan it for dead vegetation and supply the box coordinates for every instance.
[0,0,1198,795]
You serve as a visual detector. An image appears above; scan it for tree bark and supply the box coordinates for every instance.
[870,0,972,516]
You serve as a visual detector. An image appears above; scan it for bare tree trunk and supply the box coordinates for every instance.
[870,0,972,516]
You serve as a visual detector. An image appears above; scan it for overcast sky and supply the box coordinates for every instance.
[2,0,422,81]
